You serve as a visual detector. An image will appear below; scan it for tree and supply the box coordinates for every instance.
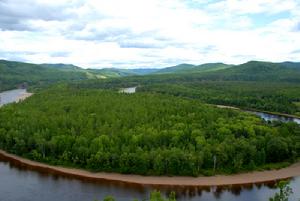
[150,190,176,201]
[269,181,293,201]
[103,195,116,201]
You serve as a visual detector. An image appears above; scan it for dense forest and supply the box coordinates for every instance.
[2,59,300,116]
[0,59,164,92]
[139,82,300,116]
[0,60,88,92]
[0,86,299,176]
[71,61,300,116]
[0,60,152,92]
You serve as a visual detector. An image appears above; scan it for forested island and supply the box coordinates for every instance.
[0,85,299,176]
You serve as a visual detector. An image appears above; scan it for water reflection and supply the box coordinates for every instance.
[0,89,29,106]
[1,155,299,201]
[250,111,300,125]
[119,87,137,94]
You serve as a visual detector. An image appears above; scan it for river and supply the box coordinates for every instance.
[119,87,137,94]
[0,89,299,201]
[250,111,300,125]
[0,159,299,201]
[0,89,32,107]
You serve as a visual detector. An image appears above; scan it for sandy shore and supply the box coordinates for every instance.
[215,105,240,110]
[0,150,299,187]
[16,92,33,102]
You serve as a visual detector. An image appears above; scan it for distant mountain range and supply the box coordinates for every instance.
[153,63,233,74]
[1,59,300,92]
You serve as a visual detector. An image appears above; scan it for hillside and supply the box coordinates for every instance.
[281,61,300,70]
[155,63,232,74]
[2,59,300,115]
[154,64,196,74]
[87,68,136,77]
[73,61,300,88]
[40,63,82,71]
[72,61,300,115]
[0,60,156,92]
[150,61,300,83]
[207,61,300,82]
[0,60,89,91]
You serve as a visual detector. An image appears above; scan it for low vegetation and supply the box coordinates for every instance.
[269,181,293,201]
[98,190,176,201]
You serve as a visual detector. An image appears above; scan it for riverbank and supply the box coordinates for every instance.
[215,104,300,119]
[0,150,299,187]
[16,91,33,102]
[246,108,300,119]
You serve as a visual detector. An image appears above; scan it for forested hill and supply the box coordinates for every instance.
[154,63,196,74]
[152,61,300,77]
[0,60,90,92]
[2,59,299,92]
[204,61,300,82]
[40,63,82,71]
[0,60,160,92]
[0,86,299,176]
[154,63,232,74]
[0,60,153,92]
[71,61,300,116]
[152,61,300,82]
[73,61,300,89]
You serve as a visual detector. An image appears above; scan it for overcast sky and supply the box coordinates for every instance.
[0,0,299,68]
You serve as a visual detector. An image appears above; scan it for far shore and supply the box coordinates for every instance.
[215,104,300,119]
[0,150,299,187]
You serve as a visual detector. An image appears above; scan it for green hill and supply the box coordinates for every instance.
[281,61,300,69]
[211,61,300,82]
[0,60,89,91]
[155,63,196,74]
[72,61,300,115]
[151,61,300,82]
[0,60,158,92]
[87,68,136,77]
[155,63,232,74]
[2,59,300,115]
[40,63,82,71]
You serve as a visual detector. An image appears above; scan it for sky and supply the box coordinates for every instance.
[0,0,299,69]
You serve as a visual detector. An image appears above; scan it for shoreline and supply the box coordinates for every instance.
[215,104,300,119]
[0,89,33,107]
[0,150,299,187]
[17,92,33,102]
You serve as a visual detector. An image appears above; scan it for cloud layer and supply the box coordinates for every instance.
[0,0,299,68]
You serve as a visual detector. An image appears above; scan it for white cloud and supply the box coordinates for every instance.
[0,0,299,68]
[207,0,298,15]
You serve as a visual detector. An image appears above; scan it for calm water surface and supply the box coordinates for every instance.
[0,160,299,201]
[0,89,27,106]
[119,87,137,94]
[250,111,300,125]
